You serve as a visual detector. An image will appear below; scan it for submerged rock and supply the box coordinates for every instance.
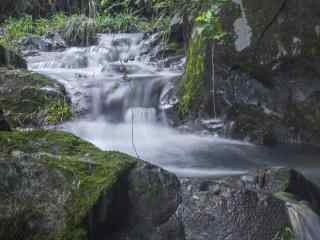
[0,129,183,240]
[180,168,320,240]
[0,68,72,127]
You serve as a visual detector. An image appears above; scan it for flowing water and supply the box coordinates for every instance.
[27,32,320,239]
[27,33,320,179]
[277,193,320,240]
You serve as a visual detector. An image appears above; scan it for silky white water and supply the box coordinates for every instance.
[27,33,320,180]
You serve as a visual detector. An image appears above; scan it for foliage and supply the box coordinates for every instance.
[196,0,227,42]
[63,14,96,46]
[0,13,67,48]
[96,13,151,33]
[178,34,205,116]
[273,226,295,240]
[47,99,73,124]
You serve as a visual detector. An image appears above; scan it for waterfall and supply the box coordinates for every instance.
[277,193,320,240]
[287,201,320,240]
[124,107,157,123]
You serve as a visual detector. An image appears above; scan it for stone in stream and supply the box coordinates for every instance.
[19,32,67,52]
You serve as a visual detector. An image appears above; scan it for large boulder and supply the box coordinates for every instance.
[0,129,183,240]
[177,0,320,145]
[179,168,320,240]
[0,68,72,127]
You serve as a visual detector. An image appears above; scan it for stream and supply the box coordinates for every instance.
[27,32,320,240]
[26,33,320,180]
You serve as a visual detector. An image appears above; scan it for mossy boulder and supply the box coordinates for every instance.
[0,68,72,127]
[0,45,27,69]
[0,129,136,240]
[0,129,183,240]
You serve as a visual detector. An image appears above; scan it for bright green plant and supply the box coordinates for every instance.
[0,13,68,48]
[196,0,226,41]
[273,226,295,240]
[47,100,72,124]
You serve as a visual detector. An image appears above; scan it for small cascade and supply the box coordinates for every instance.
[26,32,320,179]
[124,107,157,123]
[287,201,320,240]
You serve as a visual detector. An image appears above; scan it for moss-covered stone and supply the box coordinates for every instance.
[178,31,206,116]
[0,68,72,127]
[0,129,136,240]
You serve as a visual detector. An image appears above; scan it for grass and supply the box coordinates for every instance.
[0,13,67,48]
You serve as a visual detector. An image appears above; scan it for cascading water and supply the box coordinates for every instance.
[277,193,320,240]
[26,33,320,179]
[287,202,320,240]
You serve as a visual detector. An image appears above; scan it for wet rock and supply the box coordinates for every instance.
[180,168,320,240]
[19,32,66,51]
[177,0,320,145]
[110,162,184,240]
[0,109,10,131]
[0,45,27,69]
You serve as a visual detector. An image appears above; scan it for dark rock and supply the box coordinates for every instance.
[0,45,27,69]
[177,0,320,145]
[19,33,66,52]
[180,168,320,240]
[0,109,10,131]
[110,162,184,240]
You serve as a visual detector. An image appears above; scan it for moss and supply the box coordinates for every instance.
[178,32,206,116]
[274,225,295,240]
[0,68,72,127]
[0,129,136,240]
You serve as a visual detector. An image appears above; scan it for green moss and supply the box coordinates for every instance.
[0,68,72,127]
[0,129,136,240]
[47,100,72,124]
[274,225,295,240]
[178,32,205,116]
